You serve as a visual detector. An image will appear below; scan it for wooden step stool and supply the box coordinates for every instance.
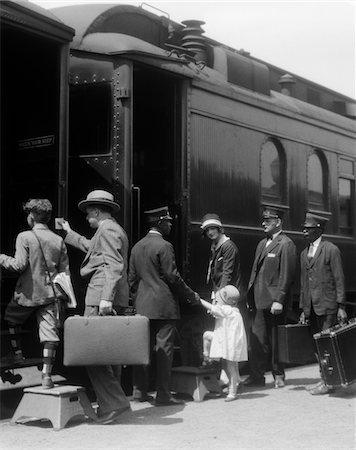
[11,385,96,430]
[170,366,222,402]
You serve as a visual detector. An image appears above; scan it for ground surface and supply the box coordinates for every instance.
[0,363,355,450]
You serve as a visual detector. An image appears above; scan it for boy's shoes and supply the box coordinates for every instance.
[242,376,266,387]
[41,375,54,389]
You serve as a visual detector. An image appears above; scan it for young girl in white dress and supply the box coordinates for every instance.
[200,285,248,402]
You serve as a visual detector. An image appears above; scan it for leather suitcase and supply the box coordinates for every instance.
[278,324,316,364]
[63,315,150,366]
[314,319,356,387]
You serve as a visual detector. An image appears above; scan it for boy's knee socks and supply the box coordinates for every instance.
[42,342,57,376]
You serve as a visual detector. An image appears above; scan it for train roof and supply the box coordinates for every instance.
[1,0,74,42]
[52,3,355,121]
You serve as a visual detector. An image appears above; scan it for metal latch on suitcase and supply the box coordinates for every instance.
[320,351,333,375]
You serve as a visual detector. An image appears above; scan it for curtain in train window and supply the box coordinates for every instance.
[307,152,328,211]
[261,140,285,203]
[339,178,354,236]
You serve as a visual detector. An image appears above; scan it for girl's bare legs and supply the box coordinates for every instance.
[224,360,241,401]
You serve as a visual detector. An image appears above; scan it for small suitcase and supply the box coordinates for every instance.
[314,319,356,387]
[63,315,150,366]
[278,324,316,364]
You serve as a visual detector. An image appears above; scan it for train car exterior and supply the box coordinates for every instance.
[1,3,355,373]
[0,0,74,376]
[51,3,356,364]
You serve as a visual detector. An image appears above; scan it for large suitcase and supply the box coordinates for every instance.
[63,315,150,366]
[278,324,316,364]
[314,319,356,387]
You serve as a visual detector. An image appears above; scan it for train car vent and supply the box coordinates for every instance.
[181,20,208,63]
[278,73,296,97]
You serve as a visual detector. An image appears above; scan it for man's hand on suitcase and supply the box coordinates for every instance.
[99,300,113,315]
[337,307,348,324]
[270,302,283,315]
[299,312,309,324]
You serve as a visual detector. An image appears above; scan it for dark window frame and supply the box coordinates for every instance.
[260,137,287,206]
[307,149,329,213]
[338,157,355,236]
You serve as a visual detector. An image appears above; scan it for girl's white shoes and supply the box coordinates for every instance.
[224,393,238,402]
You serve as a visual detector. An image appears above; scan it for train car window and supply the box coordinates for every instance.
[339,158,355,236]
[339,179,354,236]
[69,84,111,156]
[261,140,286,204]
[307,152,328,211]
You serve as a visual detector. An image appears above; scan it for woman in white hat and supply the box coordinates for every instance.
[201,213,241,301]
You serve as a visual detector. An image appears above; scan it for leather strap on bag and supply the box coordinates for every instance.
[32,230,60,318]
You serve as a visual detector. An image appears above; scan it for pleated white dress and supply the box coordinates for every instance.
[209,304,248,362]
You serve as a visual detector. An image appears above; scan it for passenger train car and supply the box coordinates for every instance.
[1,2,355,374]
[0,0,74,384]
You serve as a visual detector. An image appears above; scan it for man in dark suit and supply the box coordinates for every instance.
[299,212,347,395]
[129,206,200,406]
[245,206,296,388]
[62,190,130,424]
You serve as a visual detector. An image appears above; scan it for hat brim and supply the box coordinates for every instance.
[78,199,121,214]
[200,219,223,231]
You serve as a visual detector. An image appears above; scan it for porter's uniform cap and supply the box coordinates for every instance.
[302,212,329,228]
[78,190,120,214]
[144,206,173,222]
[200,213,223,231]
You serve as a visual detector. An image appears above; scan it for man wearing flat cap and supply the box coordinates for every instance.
[62,190,130,424]
[129,206,200,406]
[299,212,347,395]
[245,206,296,388]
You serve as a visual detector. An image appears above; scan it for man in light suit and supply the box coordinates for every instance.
[245,206,296,388]
[62,190,130,424]
[299,212,347,395]
[129,206,200,406]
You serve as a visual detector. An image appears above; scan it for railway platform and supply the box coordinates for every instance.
[0,362,355,449]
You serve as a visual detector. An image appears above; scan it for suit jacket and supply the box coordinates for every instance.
[299,239,345,316]
[248,232,296,310]
[208,238,241,293]
[0,223,69,307]
[65,218,129,307]
[129,232,197,319]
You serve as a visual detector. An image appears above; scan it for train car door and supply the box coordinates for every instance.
[131,64,185,266]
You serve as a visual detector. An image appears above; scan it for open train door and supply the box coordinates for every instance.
[0,1,73,385]
[131,63,187,268]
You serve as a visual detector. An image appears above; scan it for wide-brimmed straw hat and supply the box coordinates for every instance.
[78,190,120,214]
